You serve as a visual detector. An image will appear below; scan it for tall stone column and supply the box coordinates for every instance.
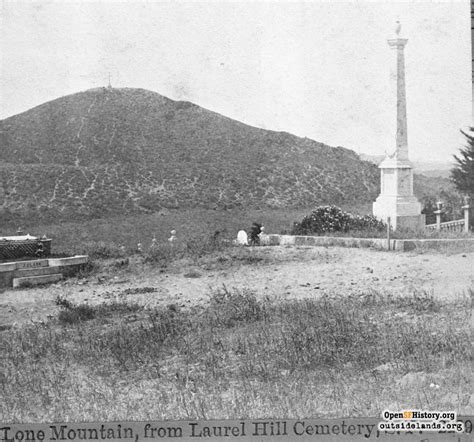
[388,30,409,161]
[372,22,424,231]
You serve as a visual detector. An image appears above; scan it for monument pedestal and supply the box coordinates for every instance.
[372,157,424,230]
[373,196,424,230]
[372,23,424,232]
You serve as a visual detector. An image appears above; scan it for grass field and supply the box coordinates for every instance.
[1,207,472,422]
[3,205,472,259]
[1,286,471,422]
[1,206,368,256]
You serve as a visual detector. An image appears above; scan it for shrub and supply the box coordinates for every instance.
[206,286,266,328]
[292,206,351,234]
[348,214,386,232]
[55,296,141,324]
[291,205,385,235]
[56,296,96,324]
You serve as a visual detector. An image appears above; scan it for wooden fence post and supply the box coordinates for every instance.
[387,217,391,251]
[463,196,471,233]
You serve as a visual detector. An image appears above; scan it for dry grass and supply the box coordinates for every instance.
[1,209,472,422]
[2,206,371,256]
[1,287,471,423]
[4,206,471,262]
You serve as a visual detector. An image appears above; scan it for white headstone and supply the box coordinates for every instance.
[168,230,177,242]
[236,230,248,245]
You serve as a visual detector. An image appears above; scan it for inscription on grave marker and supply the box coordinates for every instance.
[16,260,48,270]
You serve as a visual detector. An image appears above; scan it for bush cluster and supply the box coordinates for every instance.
[348,213,387,232]
[291,205,386,235]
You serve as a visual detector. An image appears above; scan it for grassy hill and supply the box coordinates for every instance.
[0,87,457,223]
[0,87,380,221]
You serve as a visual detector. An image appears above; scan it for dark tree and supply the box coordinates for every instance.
[451,128,474,198]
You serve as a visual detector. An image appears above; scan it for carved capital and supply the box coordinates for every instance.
[387,38,408,49]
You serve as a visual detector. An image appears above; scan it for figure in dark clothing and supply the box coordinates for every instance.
[249,222,263,245]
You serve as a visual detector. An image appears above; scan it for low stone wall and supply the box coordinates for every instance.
[260,234,474,252]
[260,234,394,250]
[393,238,474,251]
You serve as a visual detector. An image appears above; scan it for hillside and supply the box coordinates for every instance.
[0,87,382,221]
[0,87,455,222]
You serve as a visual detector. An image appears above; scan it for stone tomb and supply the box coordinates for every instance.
[0,255,89,288]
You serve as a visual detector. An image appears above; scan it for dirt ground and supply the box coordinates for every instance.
[1,246,473,328]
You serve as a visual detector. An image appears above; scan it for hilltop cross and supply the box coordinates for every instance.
[372,21,424,231]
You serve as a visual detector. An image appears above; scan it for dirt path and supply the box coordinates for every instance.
[1,246,473,327]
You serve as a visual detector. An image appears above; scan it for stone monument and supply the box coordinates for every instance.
[372,21,424,230]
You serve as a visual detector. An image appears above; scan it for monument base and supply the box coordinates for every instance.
[390,214,425,231]
[373,195,424,230]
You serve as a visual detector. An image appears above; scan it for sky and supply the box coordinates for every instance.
[0,0,471,162]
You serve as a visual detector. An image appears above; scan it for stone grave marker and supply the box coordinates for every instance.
[236,230,248,245]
